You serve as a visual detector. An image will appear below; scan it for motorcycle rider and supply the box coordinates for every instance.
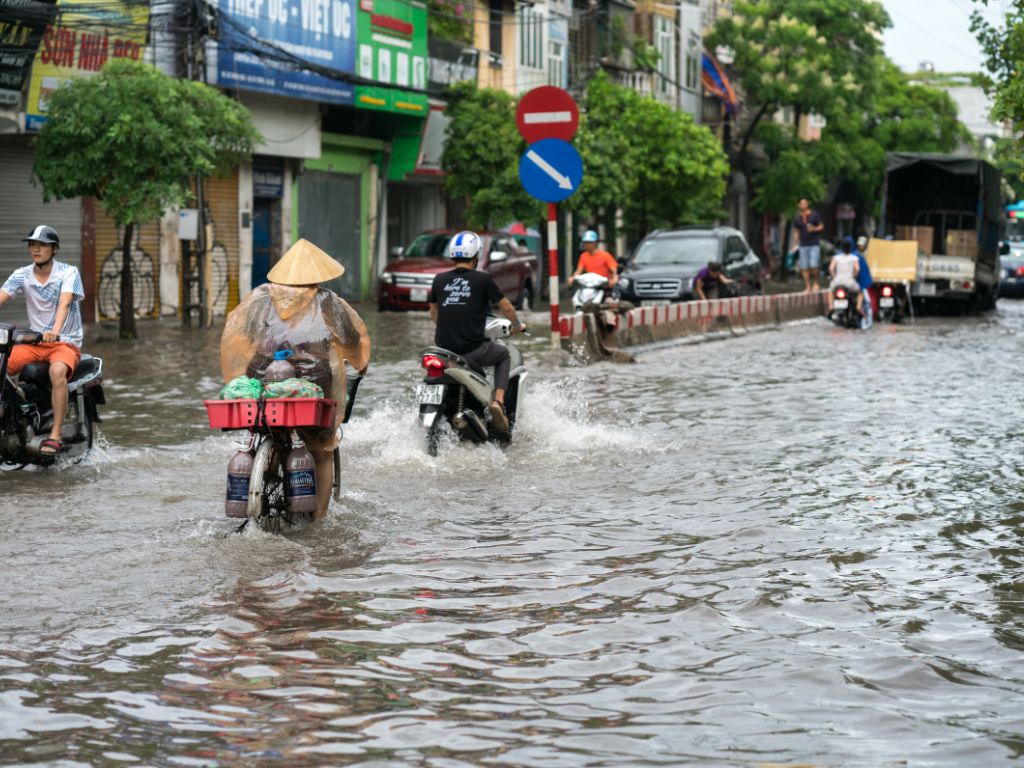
[569,230,618,287]
[853,235,874,327]
[428,231,526,435]
[220,238,371,521]
[0,225,85,457]
[826,239,863,316]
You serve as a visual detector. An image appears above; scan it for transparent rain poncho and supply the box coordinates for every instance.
[220,284,371,448]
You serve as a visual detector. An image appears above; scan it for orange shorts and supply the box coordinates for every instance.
[7,342,81,380]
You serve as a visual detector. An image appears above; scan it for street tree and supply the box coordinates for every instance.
[441,82,542,230]
[33,59,260,339]
[706,0,890,218]
[972,1,1024,192]
[574,73,728,242]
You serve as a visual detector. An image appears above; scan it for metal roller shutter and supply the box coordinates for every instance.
[0,137,83,326]
[205,172,240,315]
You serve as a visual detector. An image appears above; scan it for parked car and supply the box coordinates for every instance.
[999,240,1024,298]
[378,229,539,311]
[616,226,764,304]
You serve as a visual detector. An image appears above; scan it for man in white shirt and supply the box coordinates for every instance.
[0,225,85,456]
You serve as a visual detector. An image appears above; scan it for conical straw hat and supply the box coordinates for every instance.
[267,238,345,286]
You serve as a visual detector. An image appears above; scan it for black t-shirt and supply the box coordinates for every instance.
[794,210,823,247]
[428,267,505,354]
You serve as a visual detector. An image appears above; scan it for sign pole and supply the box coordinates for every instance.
[548,202,560,349]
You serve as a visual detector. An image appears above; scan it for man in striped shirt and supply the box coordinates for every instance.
[0,225,85,456]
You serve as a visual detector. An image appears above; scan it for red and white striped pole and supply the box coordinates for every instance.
[547,202,560,349]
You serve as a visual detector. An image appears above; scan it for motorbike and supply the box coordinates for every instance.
[571,272,610,310]
[416,317,526,456]
[0,322,105,466]
[829,286,863,329]
[875,282,909,323]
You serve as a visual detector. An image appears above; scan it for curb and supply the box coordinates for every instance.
[560,291,828,363]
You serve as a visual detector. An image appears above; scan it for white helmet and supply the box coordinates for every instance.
[856,236,868,249]
[449,231,482,260]
[581,230,599,243]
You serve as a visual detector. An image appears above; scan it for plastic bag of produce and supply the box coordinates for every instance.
[220,376,264,400]
[263,377,324,399]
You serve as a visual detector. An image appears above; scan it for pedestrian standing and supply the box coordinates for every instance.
[790,197,824,293]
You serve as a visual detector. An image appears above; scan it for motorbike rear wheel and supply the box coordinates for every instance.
[248,438,290,533]
[426,420,443,457]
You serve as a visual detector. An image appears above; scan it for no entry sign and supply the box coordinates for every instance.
[516,85,579,144]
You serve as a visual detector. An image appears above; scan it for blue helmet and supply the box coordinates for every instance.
[581,230,599,244]
[448,231,482,260]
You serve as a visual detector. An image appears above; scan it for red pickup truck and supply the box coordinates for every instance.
[378,229,539,311]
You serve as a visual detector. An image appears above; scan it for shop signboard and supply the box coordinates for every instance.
[0,0,58,107]
[214,0,357,106]
[24,0,148,130]
[354,0,427,116]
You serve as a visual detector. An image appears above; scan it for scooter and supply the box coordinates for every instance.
[875,282,910,323]
[829,287,863,329]
[571,272,610,310]
[416,318,526,456]
[0,322,105,466]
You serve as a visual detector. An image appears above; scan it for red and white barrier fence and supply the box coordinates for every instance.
[560,291,827,354]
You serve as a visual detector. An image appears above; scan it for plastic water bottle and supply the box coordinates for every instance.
[264,350,296,383]
[285,434,317,516]
[225,449,254,518]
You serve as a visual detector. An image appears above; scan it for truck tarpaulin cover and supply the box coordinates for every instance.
[886,153,1002,224]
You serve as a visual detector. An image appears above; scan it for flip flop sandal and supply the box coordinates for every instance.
[488,402,510,435]
[40,438,62,457]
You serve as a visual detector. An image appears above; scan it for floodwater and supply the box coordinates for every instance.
[1,302,1023,767]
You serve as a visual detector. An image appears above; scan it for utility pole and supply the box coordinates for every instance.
[181,0,209,328]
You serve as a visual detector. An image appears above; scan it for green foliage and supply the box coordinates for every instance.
[707,0,890,129]
[574,73,728,241]
[427,0,473,44]
[441,81,542,229]
[753,149,824,215]
[990,137,1024,201]
[33,59,260,227]
[973,2,1024,154]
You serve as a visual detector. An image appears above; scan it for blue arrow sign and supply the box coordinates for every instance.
[519,138,583,203]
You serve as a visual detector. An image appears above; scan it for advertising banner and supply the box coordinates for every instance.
[354,0,427,116]
[24,0,148,130]
[214,0,357,106]
[0,0,58,106]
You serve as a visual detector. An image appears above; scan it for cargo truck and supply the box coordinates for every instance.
[877,153,1002,309]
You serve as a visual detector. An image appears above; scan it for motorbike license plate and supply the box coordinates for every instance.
[410,288,429,303]
[416,384,443,404]
[880,297,895,308]
[833,298,849,310]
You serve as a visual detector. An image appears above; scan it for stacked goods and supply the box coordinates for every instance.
[945,230,977,259]
[263,378,325,399]
[218,375,324,400]
[895,225,934,254]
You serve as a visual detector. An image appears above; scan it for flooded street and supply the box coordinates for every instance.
[1,302,1023,767]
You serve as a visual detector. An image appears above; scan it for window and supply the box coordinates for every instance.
[518,7,544,70]
[725,236,748,261]
[685,31,699,91]
[548,40,564,86]
[654,16,675,95]
[489,0,503,57]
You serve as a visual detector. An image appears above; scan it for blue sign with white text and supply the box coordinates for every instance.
[215,0,357,105]
[519,138,583,203]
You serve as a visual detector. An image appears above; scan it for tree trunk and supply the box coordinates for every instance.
[119,222,138,339]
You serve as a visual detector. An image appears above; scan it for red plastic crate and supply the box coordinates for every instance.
[204,398,337,430]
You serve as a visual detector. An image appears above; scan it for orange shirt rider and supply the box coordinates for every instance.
[569,231,618,287]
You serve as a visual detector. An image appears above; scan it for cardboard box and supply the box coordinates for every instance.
[895,225,934,254]
[945,229,977,259]
[868,240,919,282]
